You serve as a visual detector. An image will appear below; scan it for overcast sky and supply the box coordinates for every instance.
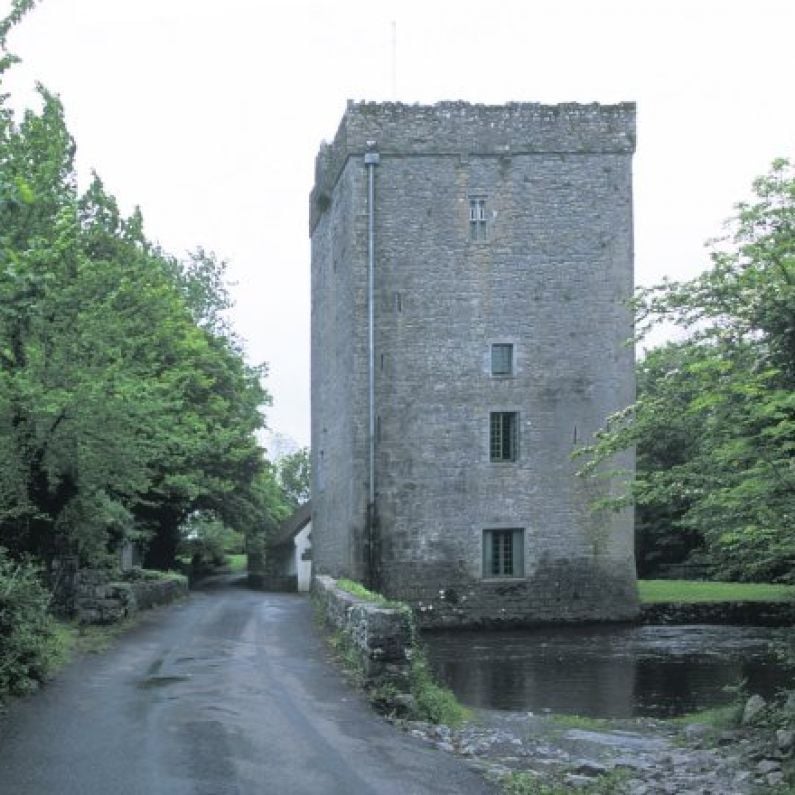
[2,0,794,451]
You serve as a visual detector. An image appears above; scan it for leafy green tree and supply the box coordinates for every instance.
[632,344,705,576]
[579,159,795,582]
[277,447,310,510]
[0,11,277,570]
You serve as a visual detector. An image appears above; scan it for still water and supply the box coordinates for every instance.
[423,624,794,718]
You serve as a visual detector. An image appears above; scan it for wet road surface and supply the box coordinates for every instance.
[0,577,494,795]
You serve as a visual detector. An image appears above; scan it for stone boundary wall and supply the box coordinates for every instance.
[640,601,795,627]
[74,570,188,625]
[312,575,414,689]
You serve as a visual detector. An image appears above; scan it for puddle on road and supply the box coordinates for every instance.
[138,674,192,689]
[423,624,795,718]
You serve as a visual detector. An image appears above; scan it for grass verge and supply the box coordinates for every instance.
[410,646,470,727]
[668,703,742,729]
[336,578,406,609]
[638,580,795,604]
[55,613,145,658]
[548,713,613,731]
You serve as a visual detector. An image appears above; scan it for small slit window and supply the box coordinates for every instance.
[469,198,487,241]
[490,411,517,462]
[483,529,524,578]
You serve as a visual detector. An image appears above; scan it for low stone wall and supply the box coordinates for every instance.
[312,575,414,689]
[74,570,188,625]
[640,601,795,627]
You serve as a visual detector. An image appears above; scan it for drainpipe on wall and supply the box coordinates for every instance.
[364,142,380,590]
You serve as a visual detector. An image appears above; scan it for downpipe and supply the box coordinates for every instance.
[364,142,380,590]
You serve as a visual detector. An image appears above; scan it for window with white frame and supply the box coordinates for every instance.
[483,528,524,577]
[469,197,487,241]
[491,343,513,376]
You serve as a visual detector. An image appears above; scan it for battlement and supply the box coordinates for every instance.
[310,100,636,233]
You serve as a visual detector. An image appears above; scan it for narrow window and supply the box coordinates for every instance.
[469,198,487,241]
[491,343,513,376]
[317,449,326,493]
[483,529,524,577]
[490,411,517,462]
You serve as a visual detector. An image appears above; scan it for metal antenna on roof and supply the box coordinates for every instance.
[391,20,397,100]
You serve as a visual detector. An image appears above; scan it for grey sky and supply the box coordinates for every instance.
[3,0,794,450]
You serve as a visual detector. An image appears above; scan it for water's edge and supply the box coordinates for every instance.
[423,623,794,718]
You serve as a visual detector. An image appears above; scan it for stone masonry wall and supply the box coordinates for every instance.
[310,101,636,233]
[74,569,188,625]
[310,101,638,627]
[311,153,370,583]
[312,575,414,688]
[640,601,795,627]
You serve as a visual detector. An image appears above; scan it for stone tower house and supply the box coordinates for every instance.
[310,101,638,627]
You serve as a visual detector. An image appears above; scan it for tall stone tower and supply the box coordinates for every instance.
[310,101,638,627]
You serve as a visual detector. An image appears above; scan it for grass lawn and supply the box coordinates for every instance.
[226,553,247,573]
[638,579,795,604]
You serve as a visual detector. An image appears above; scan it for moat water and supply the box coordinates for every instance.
[423,624,795,718]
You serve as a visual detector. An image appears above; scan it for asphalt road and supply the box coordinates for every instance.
[0,577,496,795]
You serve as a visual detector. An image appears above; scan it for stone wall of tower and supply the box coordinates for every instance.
[310,158,370,583]
[310,101,638,626]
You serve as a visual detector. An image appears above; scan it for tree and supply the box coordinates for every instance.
[0,31,276,568]
[578,159,795,582]
[277,447,310,510]
[631,344,706,576]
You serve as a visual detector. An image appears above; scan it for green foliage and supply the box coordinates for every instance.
[327,629,365,684]
[638,579,795,603]
[501,769,629,795]
[276,446,310,510]
[0,547,63,697]
[0,1,38,51]
[122,567,187,585]
[336,578,408,610]
[62,614,142,656]
[669,703,743,730]
[0,38,280,569]
[226,553,247,573]
[578,159,795,582]
[179,515,235,571]
[409,647,470,727]
[337,577,388,603]
[549,713,612,731]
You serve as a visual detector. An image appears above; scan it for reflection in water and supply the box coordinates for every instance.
[423,625,794,718]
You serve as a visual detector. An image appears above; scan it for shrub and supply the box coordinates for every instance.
[123,567,187,584]
[0,548,64,697]
[502,769,629,795]
[410,646,470,727]
[179,517,230,571]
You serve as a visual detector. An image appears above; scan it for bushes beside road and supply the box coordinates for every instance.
[0,549,64,698]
